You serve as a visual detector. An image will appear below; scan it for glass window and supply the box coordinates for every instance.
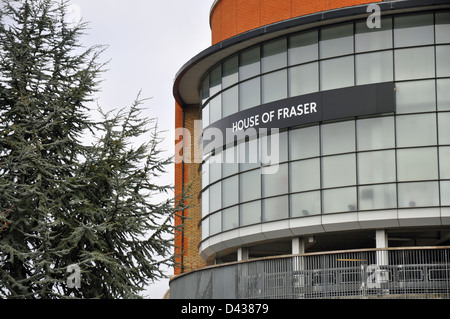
[209,152,222,183]
[240,200,261,226]
[223,55,238,88]
[262,38,287,73]
[239,78,260,111]
[320,56,354,91]
[356,51,393,85]
[240,46,260,81]
[202,189,209,217]
[289,125,320,160]
[394,13,434,48]
[202,104,210,129]
[210,212,222,235]
[398,181,439,207]
[202,218,209,239]
[223,176,239,208]
[290,158,320,192]
[201,75,209,105]
[223,206,239,231]
[439,113,450,145]
[358,184,397,210]
[240,169,261,202]
[396,114,437,147]
[436,45,450,78]
[289,62,319,97]
[289,30,318,65]
[322,120,355,155]
[397,147,438,181]
[262,163,288,197]
[262,69,287,103]
[209,95,222,124]
[290,191,321,217]
[210,65,222,96]
[440,147,450,179]
[320,23,354,59]
[438,79,450,111]
[209,182,222,212]
[436,11,450,44]
[355,17,393,52]
[322,187,357,213]
[441,181,450,206]
[358,150,396,184]
[202,160,210,188]
[222,86,239,118]
[394,47,435,81]
[395,80,436,114]
[261,131,288,165]
[238,138,260,171]
[223,145,238,177]
[357,116,395,151]
[263,196,289,222]
[322,154,356,188]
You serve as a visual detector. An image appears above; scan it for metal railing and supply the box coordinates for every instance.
[169,247,450,299]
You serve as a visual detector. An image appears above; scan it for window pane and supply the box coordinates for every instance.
[394,47,435,81]
[262,163,288,197]
[322,154,356,188]
[436,11,450,44]
[202,160,209,188]
[289,125,320,160]
[437,45,450,77]
[290,159,320,192]
[289,30,318,65]
[439,113,450,145]
[223,206,239,231]
[239,138,260,171]
[357,116,395,151]
[398,182,439,207]
[222,86,238,118]
[323,187,357,213]
[397,147,438,181]
[289,62,319,97]
[356,51,393,85]
[202,189,209,217]
[395,80,436,114]
[202,75,209,104]
[210,212,222,235]
[209,182,222,212]
[261,131,288,165]
[210,65,222,96]
[438,79,450,111]
[322,120,355,155]
[223,176,239,207]
[320,23,354,59]
[262,69,287,103]
[262,38,287,73]
[358,150,396,184]
[440,147,450,179]
[359,184,397,210]
[240,169,261,202]
[209,152,222,183]
[290,191,321,217]
[239,78,260,110]
[202,218,209,239]
[202,104,210,129]
[223,55,238,88]
[263,195,289,222]
[441,181,450,206]
[355,17,393,52]
[209,95,222,124]
[223,145,238,177]
[240,46,260,80]
[240,200,261,226]
[396,114,437,147]
[394,13,434,47]
[320,56,354,91]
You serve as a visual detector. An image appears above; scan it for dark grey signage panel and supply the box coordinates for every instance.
[204,82,396,148]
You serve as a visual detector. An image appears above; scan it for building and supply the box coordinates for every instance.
[171,0,450,299]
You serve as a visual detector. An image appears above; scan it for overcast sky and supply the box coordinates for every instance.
[66,0,213,298]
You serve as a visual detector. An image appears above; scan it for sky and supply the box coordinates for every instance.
[65,0,213,298]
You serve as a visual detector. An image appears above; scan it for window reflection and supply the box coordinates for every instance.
[355,17,392,52]
[290,191,321,217]
[320,23,354,59]
[398,182,439,207]
[263,196,289,222]
[320,56,354,90]
[358,184,397,210]
[394,13,434,48]
[322,187,357,213]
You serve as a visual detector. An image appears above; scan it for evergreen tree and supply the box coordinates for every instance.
[0,0,182,298]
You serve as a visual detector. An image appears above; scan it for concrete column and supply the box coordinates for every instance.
[376,229,389,266]
[237,247,249,261]
[292,237,305,255]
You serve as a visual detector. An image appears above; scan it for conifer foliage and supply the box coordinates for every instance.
[0,0,182,298]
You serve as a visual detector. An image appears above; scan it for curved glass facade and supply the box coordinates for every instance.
[200,11,450,250]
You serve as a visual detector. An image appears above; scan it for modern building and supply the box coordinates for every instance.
[171,0,450,299]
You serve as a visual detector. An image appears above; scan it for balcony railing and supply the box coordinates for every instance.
[169,247,450,299]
